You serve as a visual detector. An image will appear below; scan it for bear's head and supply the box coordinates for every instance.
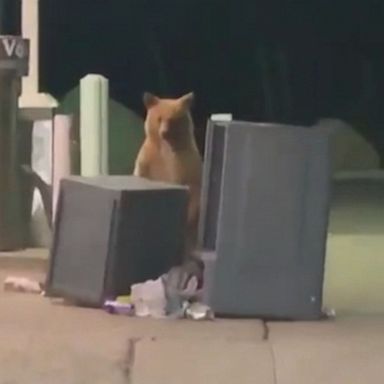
[143,92,195,149]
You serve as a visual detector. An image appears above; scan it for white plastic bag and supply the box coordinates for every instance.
[130,278,167,318]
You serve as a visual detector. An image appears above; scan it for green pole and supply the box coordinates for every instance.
[0,35,29,250]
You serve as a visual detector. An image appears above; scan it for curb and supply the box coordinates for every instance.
[0,248,49,271]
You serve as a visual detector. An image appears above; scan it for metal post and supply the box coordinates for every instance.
[0,35,29,250]
[80,74,109,176]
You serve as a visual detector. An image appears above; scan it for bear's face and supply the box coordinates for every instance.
[143,92,194,145]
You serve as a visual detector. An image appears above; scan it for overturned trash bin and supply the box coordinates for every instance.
[198,120,332,320]
[46,176,188,306]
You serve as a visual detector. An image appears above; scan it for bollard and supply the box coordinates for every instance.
[0,35,29,250]
[52,114,71,222]
[80,74,109,176]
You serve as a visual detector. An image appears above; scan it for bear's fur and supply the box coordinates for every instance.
[134,92,203,259]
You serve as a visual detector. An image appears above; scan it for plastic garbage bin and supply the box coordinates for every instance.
[46,176,188,306]
[198,120,332,320]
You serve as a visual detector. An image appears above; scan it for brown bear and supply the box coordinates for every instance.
[133,92,202,260]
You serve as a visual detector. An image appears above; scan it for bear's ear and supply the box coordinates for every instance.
[179,92,195,109]
[143,92,159,109]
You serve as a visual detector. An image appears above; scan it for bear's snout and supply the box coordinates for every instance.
[160,125,170,139]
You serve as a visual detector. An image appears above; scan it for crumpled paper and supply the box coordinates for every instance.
[162,257,204,315]
[184,301,215,321]
[3,276,43,294]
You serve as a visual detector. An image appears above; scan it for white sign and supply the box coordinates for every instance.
[210,114,233,122]
[2,38,26,58]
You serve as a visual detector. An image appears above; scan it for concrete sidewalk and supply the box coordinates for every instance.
[0,252,383,383]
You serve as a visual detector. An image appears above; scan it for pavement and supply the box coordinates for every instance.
[0,249,384,383]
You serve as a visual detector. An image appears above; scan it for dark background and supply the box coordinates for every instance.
[4,0,384,160]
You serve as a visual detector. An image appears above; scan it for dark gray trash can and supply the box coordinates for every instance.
[46,176,188,306]
[198,120,332,320]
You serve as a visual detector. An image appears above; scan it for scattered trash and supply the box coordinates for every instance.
[3,276,43,294]
[103,258,212,321]
[184,302,215,321]
[116,295,132,303]
[130,277,167,319]
[162,258,204,317]
[103,299,134,316]
[322,307,336,319]
[162,265,190,316]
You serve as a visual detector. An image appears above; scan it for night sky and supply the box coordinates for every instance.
[38,0,384,159]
